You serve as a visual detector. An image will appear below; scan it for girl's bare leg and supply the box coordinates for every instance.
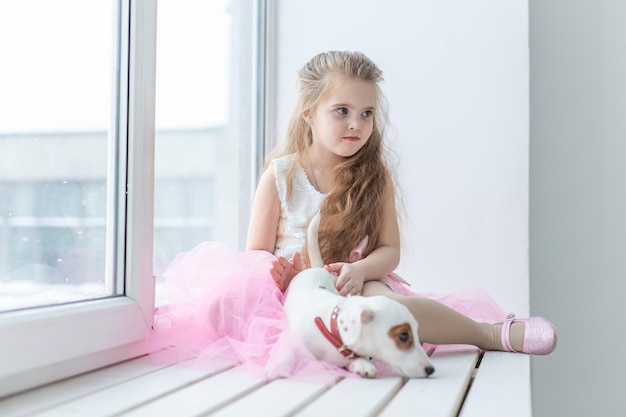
[362,281,524,351]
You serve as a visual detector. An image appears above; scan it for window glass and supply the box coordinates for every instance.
[153,0,256,297]
[0,0,119,311]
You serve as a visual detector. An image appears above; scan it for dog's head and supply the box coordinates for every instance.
[337,295,434,377]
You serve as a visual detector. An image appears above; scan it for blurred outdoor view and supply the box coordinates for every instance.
[0,0,254,311]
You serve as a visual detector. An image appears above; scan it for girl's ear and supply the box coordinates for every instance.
[302,109,312,125]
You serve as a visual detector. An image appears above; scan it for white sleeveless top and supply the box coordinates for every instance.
[271,154,327,260]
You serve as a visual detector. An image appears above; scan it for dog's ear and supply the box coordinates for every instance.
[340,308,375,346]
[361,309,374,324]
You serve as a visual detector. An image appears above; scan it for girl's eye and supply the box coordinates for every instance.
[336,107,348,115]
[362,110,373,118]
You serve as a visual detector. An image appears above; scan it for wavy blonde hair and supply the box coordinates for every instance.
[265,51,394,265]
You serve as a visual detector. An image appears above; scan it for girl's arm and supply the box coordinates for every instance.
[354,188,401,278]
[325,187,401,295]
[246,167,281,252]
[246,166,301,291]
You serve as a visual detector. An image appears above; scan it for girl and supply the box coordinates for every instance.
[151,51,555,376]
[247,50,556,355]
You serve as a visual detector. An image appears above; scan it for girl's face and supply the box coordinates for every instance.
[304,78,377,161]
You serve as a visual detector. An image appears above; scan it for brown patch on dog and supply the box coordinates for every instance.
[388,323,414,350]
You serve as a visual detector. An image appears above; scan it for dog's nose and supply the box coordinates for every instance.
[425,365,435,376]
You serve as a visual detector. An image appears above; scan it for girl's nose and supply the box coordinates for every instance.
[348,117,361,130]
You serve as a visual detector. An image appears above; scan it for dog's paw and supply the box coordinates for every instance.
[348,357,378,378]
[264,352,296,381]
[264,361,282,381]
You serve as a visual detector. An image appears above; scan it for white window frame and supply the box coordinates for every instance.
[0,0,157,397]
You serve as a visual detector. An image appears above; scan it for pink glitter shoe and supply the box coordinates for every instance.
[500,314,557,355]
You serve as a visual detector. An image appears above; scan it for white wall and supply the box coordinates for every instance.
[530,1,626,416]
[270,0,529,315]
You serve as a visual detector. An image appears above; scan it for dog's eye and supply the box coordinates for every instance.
[389,323,414,350]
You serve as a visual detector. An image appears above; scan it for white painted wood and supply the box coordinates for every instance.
[210,378,331,417]
[0,355,165,417]
[378,346,480,417]
[0,348,533,417]
[295,376,404,417]
[459,351,531,417]
[120,366,265,417]
[32,359,235,417]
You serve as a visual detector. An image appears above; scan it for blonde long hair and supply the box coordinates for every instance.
[266,51,395,265]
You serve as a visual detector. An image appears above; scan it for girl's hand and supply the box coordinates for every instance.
[270,252,303,292]
[325,262,365,296]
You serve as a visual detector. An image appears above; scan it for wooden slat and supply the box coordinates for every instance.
[0,355,168,417]
[120,366,265,417]
[459,351,531,417]
[32,358,237,417]
[378,346,480,417]
[209,378,331,417]
[0,348,532,417]
[295,376,404,417]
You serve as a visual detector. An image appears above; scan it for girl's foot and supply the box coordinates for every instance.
[269,253,303,292]
[500,314,557,355]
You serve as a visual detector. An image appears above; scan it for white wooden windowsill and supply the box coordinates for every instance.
[0,345,530,417]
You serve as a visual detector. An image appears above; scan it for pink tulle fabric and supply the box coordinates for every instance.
[148,240,506,380]
[149,243,347,381]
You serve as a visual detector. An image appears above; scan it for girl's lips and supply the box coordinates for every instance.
[343,136,360,142]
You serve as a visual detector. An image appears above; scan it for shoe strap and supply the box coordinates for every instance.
[501,314,516,352]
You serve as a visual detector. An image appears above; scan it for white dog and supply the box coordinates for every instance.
[281,213,435,378]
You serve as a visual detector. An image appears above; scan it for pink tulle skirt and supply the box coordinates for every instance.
[148,242,506,379]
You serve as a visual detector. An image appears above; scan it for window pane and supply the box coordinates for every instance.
[0,1,120,311]
[153,0,257,299]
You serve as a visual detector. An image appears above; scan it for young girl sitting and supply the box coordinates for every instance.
[151,50,556,376]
